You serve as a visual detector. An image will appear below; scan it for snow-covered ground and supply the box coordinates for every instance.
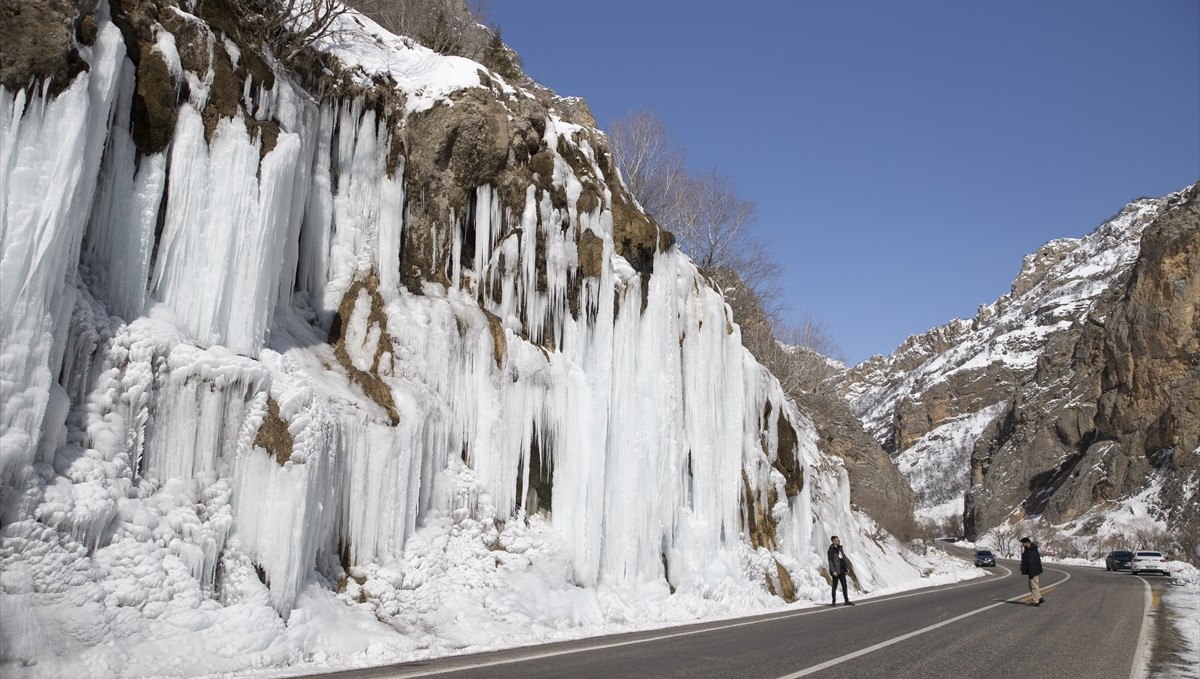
[1159,574,1200,679]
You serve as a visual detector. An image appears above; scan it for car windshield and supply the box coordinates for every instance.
[1135,551,1163,558]
[976,551,993,556]
[1111,551,1132,558]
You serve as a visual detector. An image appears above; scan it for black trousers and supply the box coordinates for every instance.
[831,571,849,603]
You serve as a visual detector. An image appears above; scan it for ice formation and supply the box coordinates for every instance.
[0,4,948,676]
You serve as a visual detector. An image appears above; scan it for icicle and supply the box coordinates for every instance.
[0,13,125,487]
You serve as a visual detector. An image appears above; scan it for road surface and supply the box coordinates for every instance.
[307,555,1164,679]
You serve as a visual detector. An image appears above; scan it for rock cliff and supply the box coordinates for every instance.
[965,185,1199,540]
[840,184,1199,551]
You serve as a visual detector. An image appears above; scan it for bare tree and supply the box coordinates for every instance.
[791,311,839,357]
[769,317,841,393]
[609,112,762,285]
[990,522,1023,558]
[671,169,756,271]
[608,110,687,225]
[727,237,784,318]
[344,0,493,60]
[223,0,348,64]
[608,108,844,377]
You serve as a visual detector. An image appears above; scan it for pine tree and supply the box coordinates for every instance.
[481,30,522,81]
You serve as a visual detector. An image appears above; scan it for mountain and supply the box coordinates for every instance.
[0,1,963,675]
[839,184,1199,555]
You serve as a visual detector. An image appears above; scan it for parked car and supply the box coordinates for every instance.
[974,549,996,567]
[1105,550,1134,571]
[1130,550,1171,576]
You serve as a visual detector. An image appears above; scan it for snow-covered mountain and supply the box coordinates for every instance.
[0,1,969,676]
[839,185,1199,550]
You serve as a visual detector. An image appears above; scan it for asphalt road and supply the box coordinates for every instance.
[309,555,1166,679]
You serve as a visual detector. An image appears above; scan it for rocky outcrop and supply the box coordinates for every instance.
[0,0,92,96]
[840,185,1197,544]
[792,390,916,539]
[964,184,1199,539]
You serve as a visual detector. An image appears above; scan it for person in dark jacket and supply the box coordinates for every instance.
[1019,537,1045,606]
[827,536,854,605]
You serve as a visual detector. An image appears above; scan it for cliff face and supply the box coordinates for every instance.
[791,389,916,538]
[965,185,1200,539]
[840,184,1199,547]
[0,1,944,674]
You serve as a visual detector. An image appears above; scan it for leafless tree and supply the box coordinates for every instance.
[990,522,1023,558]
[610,113,780,315]
[790,311,839,357]
[609,108,845,379]
[769,318,841,394]
[671,169,755,271]
[728,237,784,318]
[608,110,687,225]
[344,0,493,60]
[222,0,349,64]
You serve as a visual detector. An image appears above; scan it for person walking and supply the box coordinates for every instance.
[827,536,854,606]
[1019,536,1045,606]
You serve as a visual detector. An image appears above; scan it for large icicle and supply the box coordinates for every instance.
[0,14,125,494]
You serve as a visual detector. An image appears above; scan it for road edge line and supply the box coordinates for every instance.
[1130,575,1153,679]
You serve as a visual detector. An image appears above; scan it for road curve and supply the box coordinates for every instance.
[306,558,1154,679]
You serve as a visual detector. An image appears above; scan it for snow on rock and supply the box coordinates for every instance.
[839,194,1170,515]
[0,3,973,677]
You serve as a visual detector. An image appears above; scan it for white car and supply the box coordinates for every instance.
[1130,550,1171,576]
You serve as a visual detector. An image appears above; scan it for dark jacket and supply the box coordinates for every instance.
[1020,543,1043,577]
[828,544,848,576]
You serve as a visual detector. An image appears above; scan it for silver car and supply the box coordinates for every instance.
[1130,550,1171,576]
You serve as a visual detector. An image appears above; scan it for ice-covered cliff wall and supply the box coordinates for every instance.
[0,2,947,675]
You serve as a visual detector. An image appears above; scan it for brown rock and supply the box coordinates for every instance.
[0,0,89,97]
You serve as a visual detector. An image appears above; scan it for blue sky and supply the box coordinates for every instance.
[487,1,1200,365]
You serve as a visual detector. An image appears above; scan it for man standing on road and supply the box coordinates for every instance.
[827,536,854,606]
[1020,537,1045,606]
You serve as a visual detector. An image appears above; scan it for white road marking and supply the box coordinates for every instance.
[1129,575,1153,679]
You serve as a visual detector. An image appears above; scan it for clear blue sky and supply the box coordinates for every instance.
[487,1,1200,365]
